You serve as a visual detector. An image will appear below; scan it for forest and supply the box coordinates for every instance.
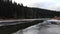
[0,0,60,19]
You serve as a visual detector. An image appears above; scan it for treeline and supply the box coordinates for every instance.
[0,0,60,19]
[0,0,34,19]
[32,8,60,18]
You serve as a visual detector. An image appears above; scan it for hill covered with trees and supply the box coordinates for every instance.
[0,0,60,19]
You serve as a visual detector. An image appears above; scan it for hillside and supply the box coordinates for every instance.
[0,0,60,19]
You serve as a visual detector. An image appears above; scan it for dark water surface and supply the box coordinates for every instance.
[0,20,43,34]
[0,20,60,34]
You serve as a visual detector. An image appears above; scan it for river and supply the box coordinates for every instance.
[13,20,60,34]
[0,19,60,34]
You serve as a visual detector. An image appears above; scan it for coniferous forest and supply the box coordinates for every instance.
[0,0,60,19]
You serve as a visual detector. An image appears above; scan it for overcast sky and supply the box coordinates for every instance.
[12,0,60,11]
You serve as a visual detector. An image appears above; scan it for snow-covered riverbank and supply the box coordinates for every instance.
[14,23,60,34]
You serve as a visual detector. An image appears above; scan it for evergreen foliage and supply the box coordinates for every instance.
[0,0,60,19]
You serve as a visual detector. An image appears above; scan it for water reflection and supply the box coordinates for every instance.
[14,20,60,34]
[0,21,30,34]
[0,20,43,34]
[0,19,60,34]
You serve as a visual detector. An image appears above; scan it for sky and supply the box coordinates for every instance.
[12,0,60,11]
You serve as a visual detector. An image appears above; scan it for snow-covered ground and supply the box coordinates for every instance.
[13,21,60,34]
[15,24,60,34]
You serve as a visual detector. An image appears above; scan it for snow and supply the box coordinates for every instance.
[13,19,60,34]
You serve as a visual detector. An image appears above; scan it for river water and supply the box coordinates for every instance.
[0,19,60,34]
[13,21,60,34]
